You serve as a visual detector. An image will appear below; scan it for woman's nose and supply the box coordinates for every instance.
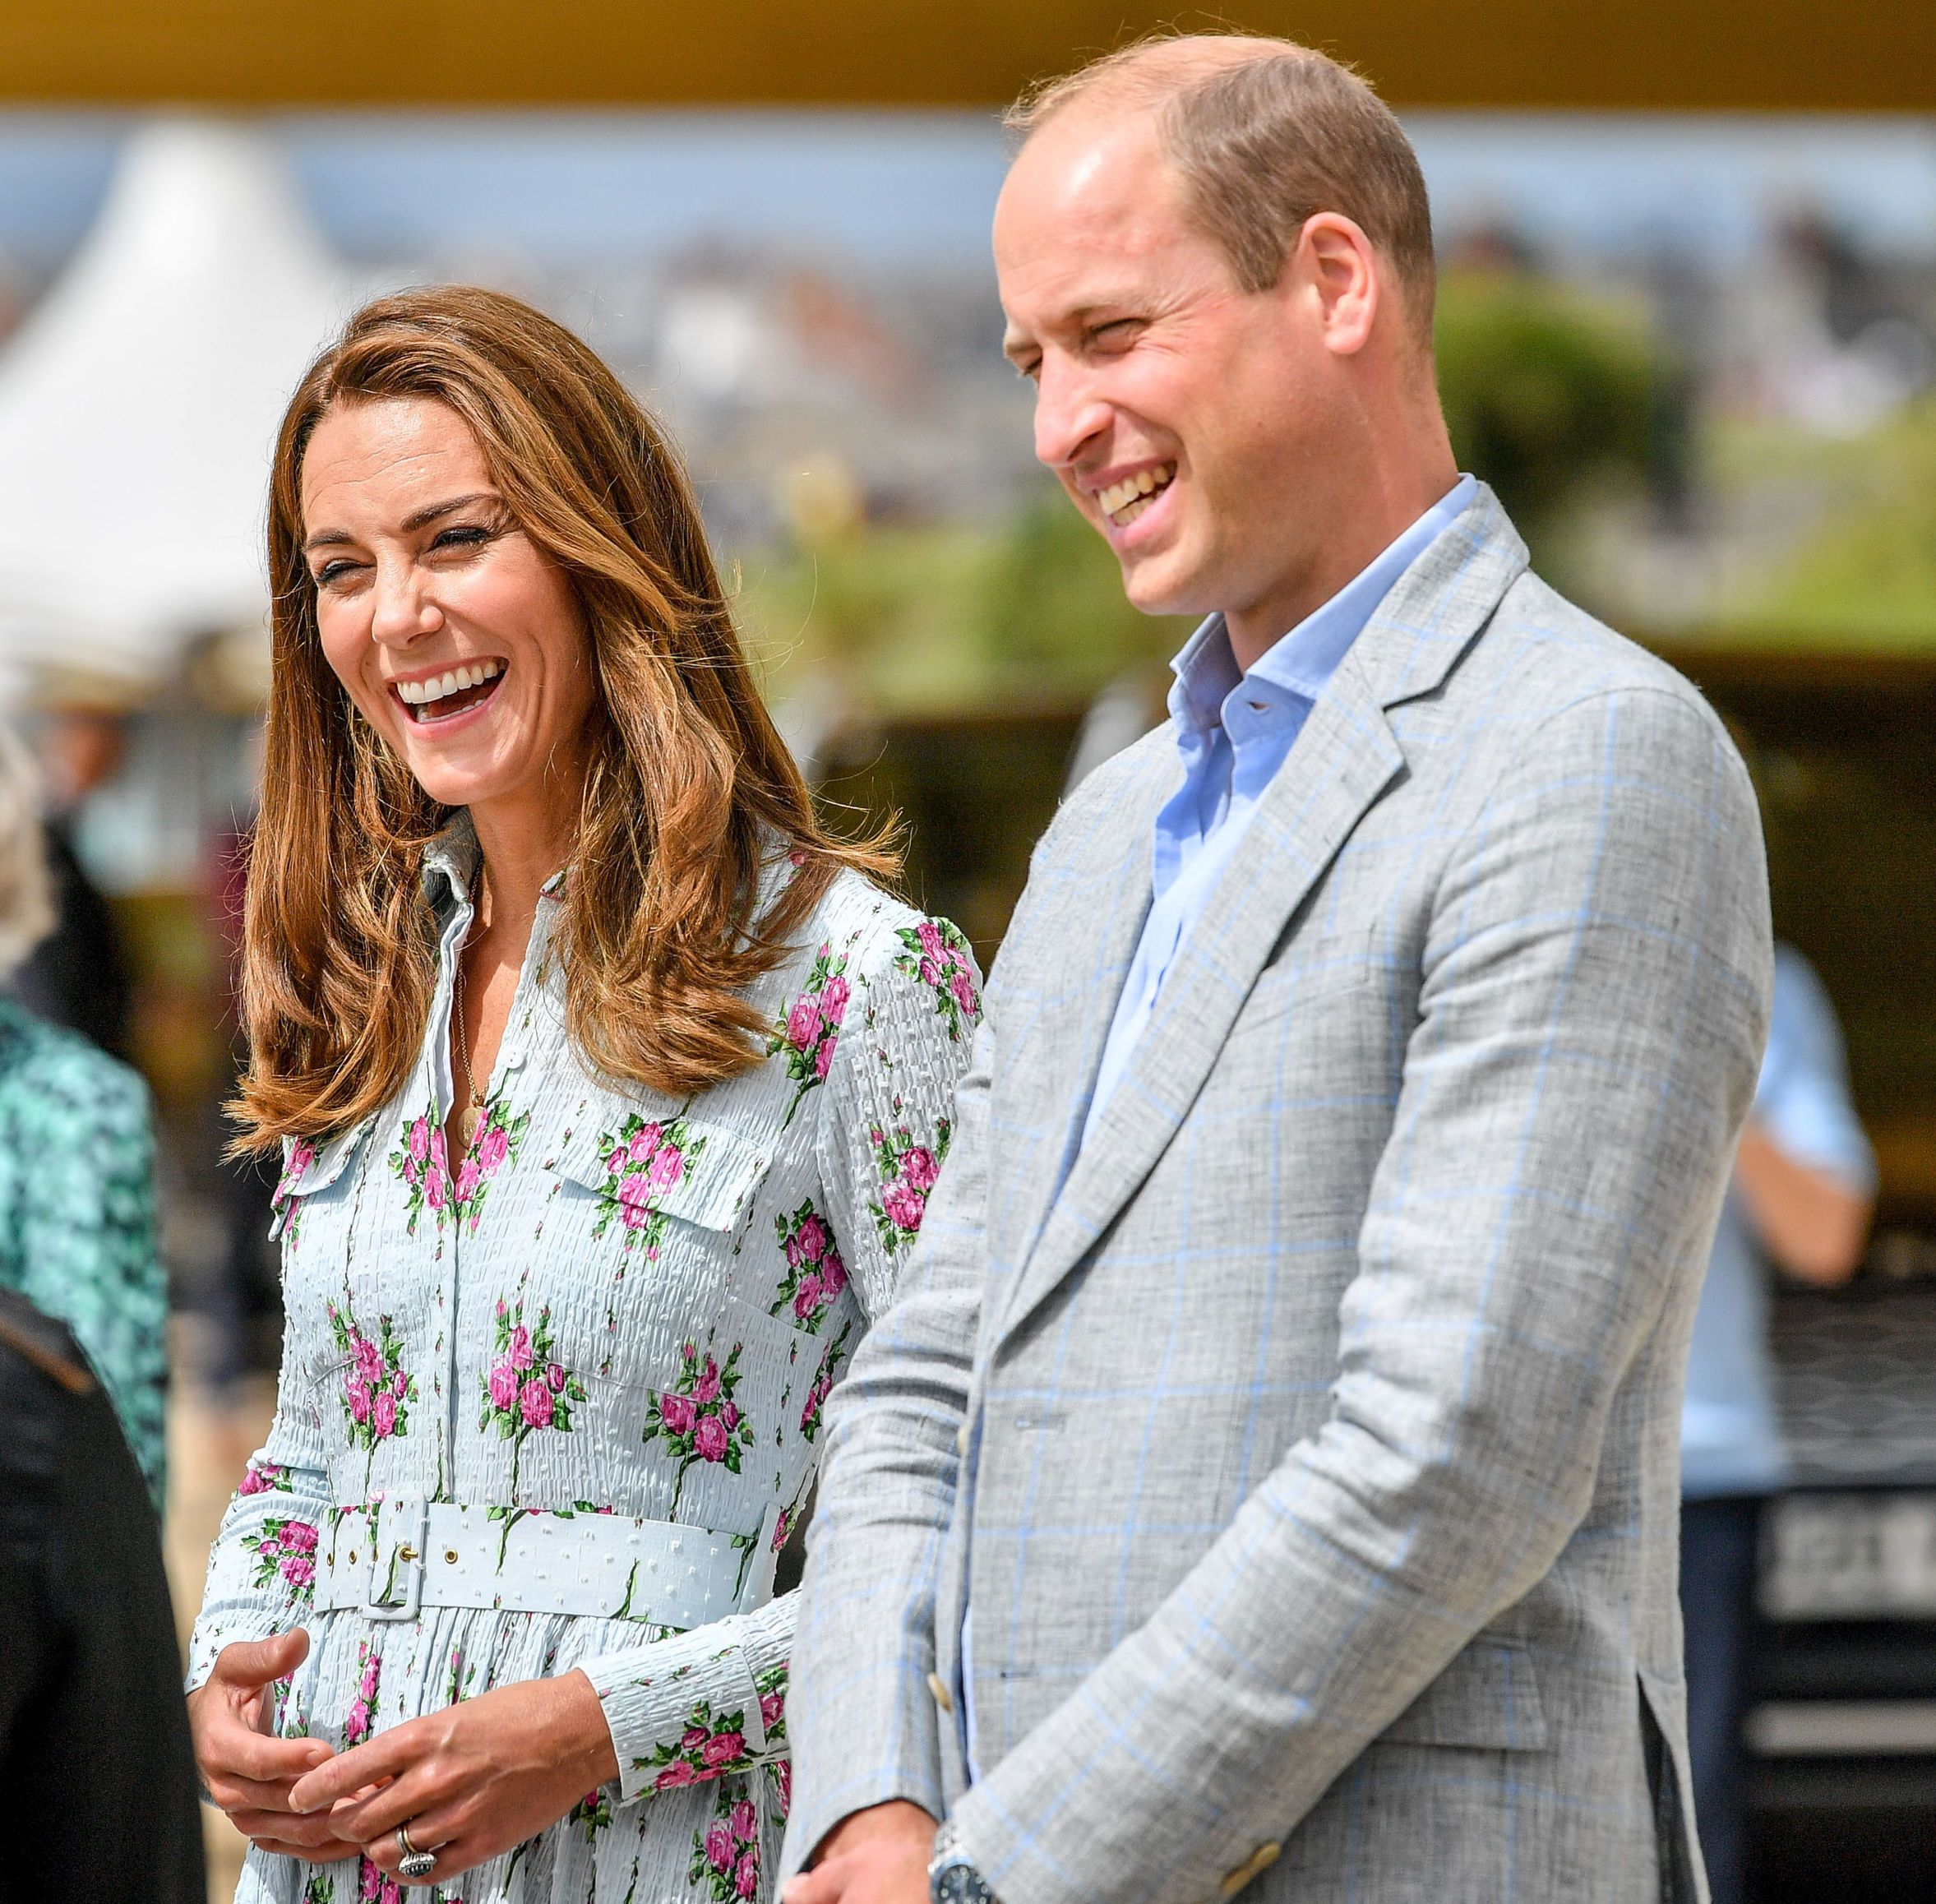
[367,563,443,647]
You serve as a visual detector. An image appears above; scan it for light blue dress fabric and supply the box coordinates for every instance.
[1081,474,1476,1146]
[188,822,979,1904]
[1681,944,1874,1500]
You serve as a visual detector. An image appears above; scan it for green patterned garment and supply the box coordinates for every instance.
[0,994,164,1507]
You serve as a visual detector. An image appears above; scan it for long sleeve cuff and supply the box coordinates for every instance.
[580,1620,791,1806]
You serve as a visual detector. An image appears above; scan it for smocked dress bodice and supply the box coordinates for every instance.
[188,830,980,1904]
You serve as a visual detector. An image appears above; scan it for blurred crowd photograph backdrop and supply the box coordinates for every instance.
[0,2,1929,1899]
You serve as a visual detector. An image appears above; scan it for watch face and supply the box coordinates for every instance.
[936,1865,994,1904]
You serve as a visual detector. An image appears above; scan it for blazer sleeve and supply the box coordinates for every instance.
[948,685,1773,1904]
[579,910,983,1810]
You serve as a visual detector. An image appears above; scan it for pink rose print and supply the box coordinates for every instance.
[769,1755,791,1819]
[357,1855,403,1904]
[326,1299,414,1482]
[243,1514,319,1598]
[866,1112,954,1254]
[386,1108,451,1235]
[344,1641,381,1749]
[238,1460,290,1497]
[569,1786,614,1841]
[771,1199,849,1333]
[686,1771,765,1901]
[272,1137,317,1247]
[479,1298,586,1502]
[589,1112,708,1256]
[643,1341,754,1509]
[799,1321,852,1444]
[894,917,982,1043]
[766,939,852,1126]
[453,1090,529,1232]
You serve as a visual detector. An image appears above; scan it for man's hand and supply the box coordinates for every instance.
[286,1668,618,1885]
[783,1800,938,1904]
[187,1629,363,1862]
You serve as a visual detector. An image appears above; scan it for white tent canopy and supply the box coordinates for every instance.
[0,119,344,699]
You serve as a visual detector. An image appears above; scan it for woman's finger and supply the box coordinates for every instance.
[232,1814,364,1862]
[362,1819,476,1888]
[206,1769,319,1814]
[209,1723,334,1787]
[326,1763,450,1849]
[288,1720,424,1812]
[211,1629,311,1690]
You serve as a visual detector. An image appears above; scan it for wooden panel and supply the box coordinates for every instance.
[0,0,1929,110]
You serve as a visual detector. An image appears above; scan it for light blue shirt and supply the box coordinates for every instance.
[1080,474,1476,1147]
[960,474,1475,1784]
[1681,945,1874,1498]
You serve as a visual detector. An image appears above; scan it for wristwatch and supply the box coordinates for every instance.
[929,1818,1000,1904]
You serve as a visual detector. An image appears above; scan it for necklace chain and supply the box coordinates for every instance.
[453,864,487,1153]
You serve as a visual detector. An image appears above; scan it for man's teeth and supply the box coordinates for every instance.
[396,659,503,707]
[1098,464,1176,525]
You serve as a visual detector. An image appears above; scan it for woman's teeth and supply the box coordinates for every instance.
[1099,464,1176,528]
[396,659,503,715]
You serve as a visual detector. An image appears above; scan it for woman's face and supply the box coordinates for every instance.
[301,396,596,824]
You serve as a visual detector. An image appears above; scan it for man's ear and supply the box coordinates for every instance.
[1296,212,1380,358]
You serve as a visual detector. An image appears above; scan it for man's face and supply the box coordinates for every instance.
[996,109,1331,631]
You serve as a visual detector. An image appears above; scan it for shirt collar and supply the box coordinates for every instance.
[421,812,568,917]
[1167,472,1479,734]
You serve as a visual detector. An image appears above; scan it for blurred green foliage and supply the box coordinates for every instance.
[1712,395,1936,647]
[738,495,1191,716]
[1434,269,1662,570]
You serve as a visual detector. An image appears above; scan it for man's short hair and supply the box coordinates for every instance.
[1007,35,1436,336]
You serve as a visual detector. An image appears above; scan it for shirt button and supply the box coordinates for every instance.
[926,1671,954,1714]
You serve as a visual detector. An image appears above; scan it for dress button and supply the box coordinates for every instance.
[1219,1842,1282,1897]
[445,1549,460,1564]
[955,1422,970,1455]
[926,1671,954,1715]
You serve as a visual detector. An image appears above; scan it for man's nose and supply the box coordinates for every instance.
[1033,358,1111,471]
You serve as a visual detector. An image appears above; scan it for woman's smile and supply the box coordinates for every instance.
[389,657,509,727]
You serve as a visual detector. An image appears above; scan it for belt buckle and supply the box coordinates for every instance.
[364,1496,427,1621]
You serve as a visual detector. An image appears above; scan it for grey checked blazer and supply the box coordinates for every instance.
[782,489,1772,1904]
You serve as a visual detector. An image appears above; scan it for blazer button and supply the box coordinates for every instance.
[926,1671,954,1715]
[1219,1842,1282,1897]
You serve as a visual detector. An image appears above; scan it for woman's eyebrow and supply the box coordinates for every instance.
[302,491,501,553]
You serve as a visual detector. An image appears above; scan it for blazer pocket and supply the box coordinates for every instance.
[1379,1633,1549,1751]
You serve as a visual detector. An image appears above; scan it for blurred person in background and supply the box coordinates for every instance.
[11,702,134,1061]
[0,719,166,1509]
[0,1285,203,1904]
[781,34,1769,1904]
[1680,941,1874,1904]
[186,287,979,1904]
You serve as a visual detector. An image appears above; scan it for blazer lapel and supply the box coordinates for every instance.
[993,487,1531,1348]
[986,748,1170,1292]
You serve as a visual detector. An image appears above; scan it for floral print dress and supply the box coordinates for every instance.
[189,825,980,1904]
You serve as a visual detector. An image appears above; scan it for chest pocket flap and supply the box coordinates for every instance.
[547,1112,772,1234]
[270,1118,375,1239]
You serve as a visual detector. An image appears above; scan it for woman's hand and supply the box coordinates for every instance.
[287,1668,620,1884]
[189,1630,363,1863]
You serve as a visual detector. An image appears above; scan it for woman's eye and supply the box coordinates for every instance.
[432,525,492,554]
[313,559,359,589]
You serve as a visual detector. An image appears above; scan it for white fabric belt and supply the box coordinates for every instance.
[314,1498,782,1629]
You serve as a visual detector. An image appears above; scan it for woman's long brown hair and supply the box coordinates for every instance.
[233,285,896,1151]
